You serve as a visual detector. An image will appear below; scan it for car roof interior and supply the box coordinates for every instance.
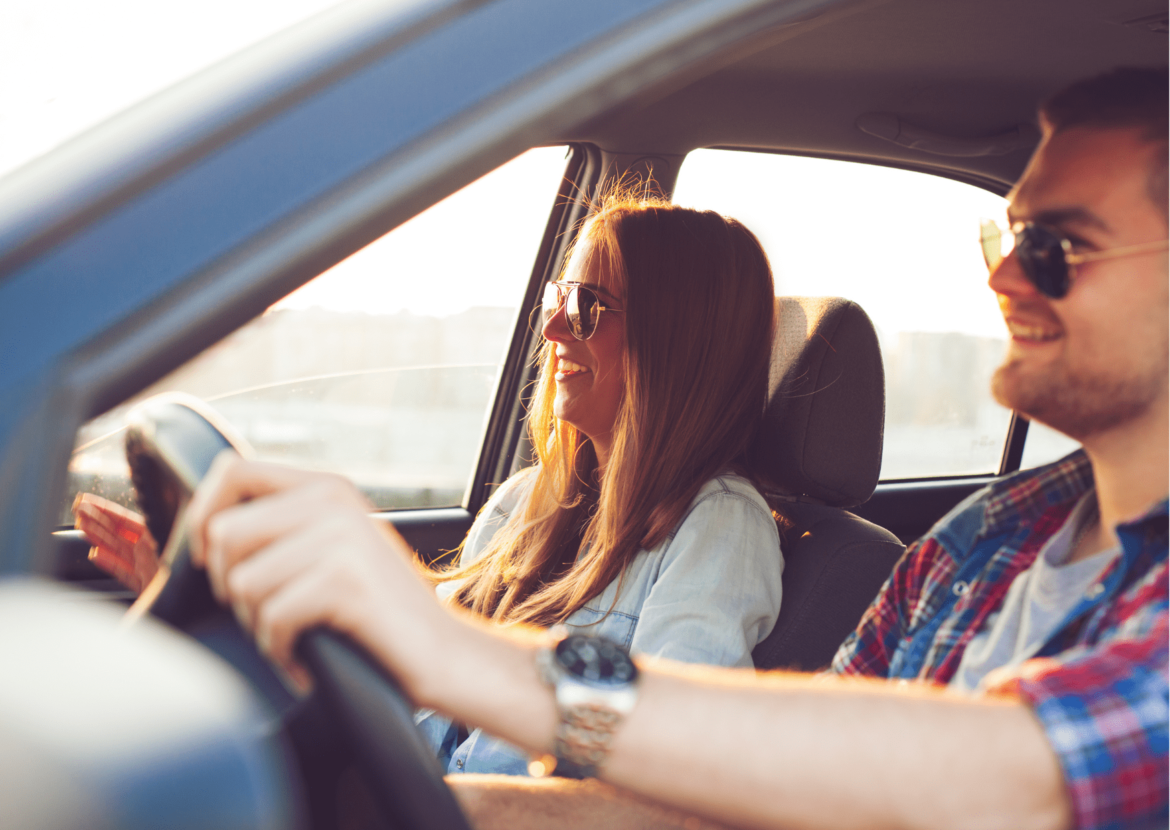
[558,0,1167,194]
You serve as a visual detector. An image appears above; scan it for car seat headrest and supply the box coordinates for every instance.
[752,296,885,509]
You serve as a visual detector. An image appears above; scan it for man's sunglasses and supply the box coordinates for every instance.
[980,218,1169,299]
[542,281,624,341]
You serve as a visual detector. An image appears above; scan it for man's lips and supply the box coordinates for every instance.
[999,297,1062,344]
[1005,317,1062,343]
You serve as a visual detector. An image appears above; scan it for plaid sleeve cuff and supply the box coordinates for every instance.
[993,628,1169,830]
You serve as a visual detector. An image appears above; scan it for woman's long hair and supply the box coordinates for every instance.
[432,192,775,626]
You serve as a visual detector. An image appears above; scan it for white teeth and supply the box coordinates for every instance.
[557,358,588,374]
[1006,320,1060,342]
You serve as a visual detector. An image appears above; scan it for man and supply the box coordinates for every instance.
[189,67,1168,830]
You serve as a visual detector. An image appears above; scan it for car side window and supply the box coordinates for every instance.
[673,149,1015,480]
[63,147,570,522]
[1020,418,1082,470]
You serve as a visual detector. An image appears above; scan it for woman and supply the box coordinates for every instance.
[408,193,782,774]
[77,192,784,776]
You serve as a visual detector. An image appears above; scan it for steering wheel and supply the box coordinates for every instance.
[122,393,472,830]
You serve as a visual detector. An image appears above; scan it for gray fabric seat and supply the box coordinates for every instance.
[750,297,905,672]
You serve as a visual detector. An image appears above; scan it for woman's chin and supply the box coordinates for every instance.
[552,400,588,436]
[552,399,571,425]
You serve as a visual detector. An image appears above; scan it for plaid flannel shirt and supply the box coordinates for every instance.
[831,450,1168,830]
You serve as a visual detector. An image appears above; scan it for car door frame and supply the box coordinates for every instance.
[377,142,603,565]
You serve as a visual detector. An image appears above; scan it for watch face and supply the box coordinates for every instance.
[555,635,637,686]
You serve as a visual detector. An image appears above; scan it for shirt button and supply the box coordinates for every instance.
[952,581,970,597]
[455,759,464,770]
[1085,582,1105,599]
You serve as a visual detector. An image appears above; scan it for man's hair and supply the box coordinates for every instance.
[1040,66,1169,215]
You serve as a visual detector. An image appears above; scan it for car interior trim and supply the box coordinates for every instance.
[854,113,1041,158]
[468,145,595,517]
[998,412,1030,476]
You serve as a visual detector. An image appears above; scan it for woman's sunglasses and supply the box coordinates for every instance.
[980,218,1169,299]
[542,281,624,340]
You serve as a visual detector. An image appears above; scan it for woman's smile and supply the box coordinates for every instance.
[541,233,627,465]
[555,356,591,379]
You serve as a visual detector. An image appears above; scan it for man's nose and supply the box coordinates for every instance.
[987,250,1042,300]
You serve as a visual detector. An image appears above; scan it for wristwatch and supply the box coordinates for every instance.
[534,629,640,778]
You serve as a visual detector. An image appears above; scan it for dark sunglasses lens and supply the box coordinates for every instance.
[1017,225,1070,299]
[567,286,600,339]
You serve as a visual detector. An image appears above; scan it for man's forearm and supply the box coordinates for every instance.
[607,668,1071,830]
[420,622,1071,830]
[409,613,559,759]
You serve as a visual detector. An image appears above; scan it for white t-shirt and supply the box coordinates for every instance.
[950,491,1119,693]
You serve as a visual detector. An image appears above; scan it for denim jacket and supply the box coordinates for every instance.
[416,470,783,776]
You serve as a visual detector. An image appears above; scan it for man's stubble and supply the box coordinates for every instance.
[991,346,1168,442]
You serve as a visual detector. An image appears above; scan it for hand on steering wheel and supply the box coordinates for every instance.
[187,457,452,700]
[122,394,473,830]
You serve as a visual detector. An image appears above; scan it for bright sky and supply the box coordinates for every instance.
[1,0,1011,337]
[273,146,573,317]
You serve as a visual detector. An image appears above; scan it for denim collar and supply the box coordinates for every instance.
[979,448,1167,563]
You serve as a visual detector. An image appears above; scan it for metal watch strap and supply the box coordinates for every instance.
[552,701,624,777]
[536,630,638,778]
